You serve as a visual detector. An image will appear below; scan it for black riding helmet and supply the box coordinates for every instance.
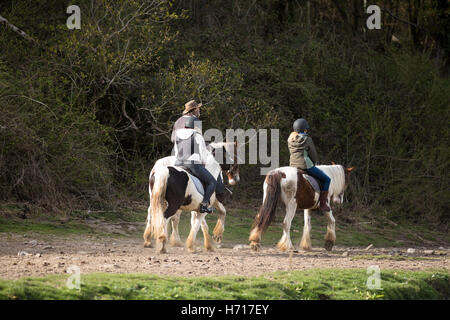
[293,118,310,133]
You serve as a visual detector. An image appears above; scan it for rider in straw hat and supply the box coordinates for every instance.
[288,118,331,212]
[171,99,228,207]
[174,116,216,213]
[171,100,202,143]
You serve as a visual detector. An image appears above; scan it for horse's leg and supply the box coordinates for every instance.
[143,202,153,248]
[277,199,297,252]
[299,209,312,251]
[324,210,336,251]
[170,210,184,247]
[212,201,226,246]
[157,217,170,254]
[249,182,269,251]
[200,214,214,252]
[152,215,169,253]
[186,211,202,253]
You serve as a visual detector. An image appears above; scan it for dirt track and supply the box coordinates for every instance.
[0,233,448,280]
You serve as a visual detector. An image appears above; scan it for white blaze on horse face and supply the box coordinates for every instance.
[227,171,237,185]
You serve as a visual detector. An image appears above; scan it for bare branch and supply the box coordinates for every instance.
[380,7,429,33]
[121,97,139,131]
[0,14,41,47]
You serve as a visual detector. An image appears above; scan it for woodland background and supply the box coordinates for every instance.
[0,0,448,226]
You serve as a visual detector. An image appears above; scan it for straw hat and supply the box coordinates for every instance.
[182,100,202,115]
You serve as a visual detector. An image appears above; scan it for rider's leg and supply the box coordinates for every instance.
[305,166,331,211]
[188,164,216,212]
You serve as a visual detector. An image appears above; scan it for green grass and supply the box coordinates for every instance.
[350,255,436,261]
[172,207,448,248]
[0,269,448,300]
[1,205,448,248]
[0,217,96,235]
[67,209,147,223]
[0,206,147,236]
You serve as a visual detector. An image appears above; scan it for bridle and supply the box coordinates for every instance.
[226,141,239,177]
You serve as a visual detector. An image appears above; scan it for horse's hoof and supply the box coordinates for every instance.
[143,242,153,248]
[205,247,215,252]
[170,240,184,247]
[250,242,260,252]
[277,242,293,252]
[300,245,312,251]
[324,240,334,252]
[212,235,222,244]
[187,247,196,253]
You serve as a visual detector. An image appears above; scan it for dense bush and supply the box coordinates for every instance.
[0,0,448,224]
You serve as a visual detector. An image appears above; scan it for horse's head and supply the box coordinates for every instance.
[208,141,240,186]
[226,162,240,186]
[225,141,240,185]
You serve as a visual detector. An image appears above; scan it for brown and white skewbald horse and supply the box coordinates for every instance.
[143,142,239,253]
[249,164,353,252]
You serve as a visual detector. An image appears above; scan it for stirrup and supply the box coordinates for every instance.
[199,203,213,213]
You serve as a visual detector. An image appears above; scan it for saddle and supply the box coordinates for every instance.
[178,166,228,198]
[178,166,205,195]
[298,169,322,192]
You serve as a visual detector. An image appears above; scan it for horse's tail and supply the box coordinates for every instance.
[249,171,283,247]
[150,166,169,243]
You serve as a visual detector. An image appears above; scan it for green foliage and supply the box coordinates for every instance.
[0,269,448,300]
[0,1,448,223]
[0,60,113,209]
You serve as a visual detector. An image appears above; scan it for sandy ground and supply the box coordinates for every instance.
[0,233,448,280]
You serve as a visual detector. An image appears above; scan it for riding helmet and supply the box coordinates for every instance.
[293,118,310,133]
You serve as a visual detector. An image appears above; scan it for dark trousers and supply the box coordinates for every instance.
[306,166,331,191]
[184,163,216,205]
[215,174,225,195]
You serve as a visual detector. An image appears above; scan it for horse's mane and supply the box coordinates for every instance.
[316,165,346,197]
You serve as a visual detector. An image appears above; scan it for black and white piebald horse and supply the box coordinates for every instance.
[143,142,240,253]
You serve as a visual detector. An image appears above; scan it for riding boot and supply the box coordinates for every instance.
[319,191,331,212]
[199,202,213,213]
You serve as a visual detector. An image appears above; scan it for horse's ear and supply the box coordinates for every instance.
[346,167,354,172]
[331,161,336,165]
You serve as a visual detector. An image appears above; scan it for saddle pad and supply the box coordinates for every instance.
[303,174,320,192]
[189,174,205,196]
